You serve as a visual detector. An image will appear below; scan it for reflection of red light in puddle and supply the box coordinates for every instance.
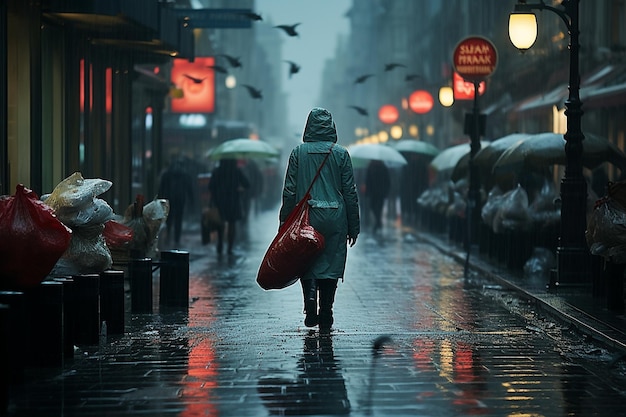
[451,343,488,414]
[453,344,475,383]
[179,279,219,417]
[412,338,435,372]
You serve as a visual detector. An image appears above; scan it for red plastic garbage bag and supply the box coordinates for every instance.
[256,193,325,290]
[0,184,72,289]
[103,219,134,250]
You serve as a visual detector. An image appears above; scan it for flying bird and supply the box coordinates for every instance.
[206,65,228,74]
[238,11,262,21]
[274,23,301,37]
[354,74,374,84]
[217,54,242,69]
[384,63,406,71]
[284,60,301,78]
[405,73,423,82]
[182,74,205,84]
[241,84,263,100]
[348,105,368,116]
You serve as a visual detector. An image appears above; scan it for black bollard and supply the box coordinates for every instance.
[0,291,25,382]
[159,250,190,309]
[0,303,9,413]
[605,261,625,312]
[72,274,100,345]
[130,258,153,313]
[25,281,64,367]
[53,277,76,358]
[99,270,125,334]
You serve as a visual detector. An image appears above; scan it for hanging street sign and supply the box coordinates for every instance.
[172,8,254,29]
[452,36,498,83]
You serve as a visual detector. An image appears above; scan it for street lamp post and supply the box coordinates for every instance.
[509,0,589,285]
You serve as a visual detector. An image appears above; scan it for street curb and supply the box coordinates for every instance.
[412,228,626,354]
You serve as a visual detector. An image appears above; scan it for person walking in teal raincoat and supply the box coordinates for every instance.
[279,107,360,331]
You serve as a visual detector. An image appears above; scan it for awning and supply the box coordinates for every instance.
[580,64,626,109]
[43,0,194,60]
[514,85,568,114]
[582,83,626,108]
[511,64,626,115]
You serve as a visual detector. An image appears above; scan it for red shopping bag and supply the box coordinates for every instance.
[0,184,72,289]
[256,193,325,290]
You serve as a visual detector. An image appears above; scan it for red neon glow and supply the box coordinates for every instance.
[171,57,216,113]
[80,61,112,113]
[453,72,486,101]
[408,90,434,114]
[378,104,399,124]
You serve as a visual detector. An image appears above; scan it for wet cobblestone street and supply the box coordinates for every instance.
[5,209,626,416]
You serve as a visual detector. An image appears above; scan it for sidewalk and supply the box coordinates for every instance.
[411,224,626,353]
[5,210,626,416]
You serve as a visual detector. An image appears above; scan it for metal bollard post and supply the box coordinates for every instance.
[1,303,9,414]
[25,281,64,367]
[72,274,100,345]
[130,258,153,313]
[0,291,25,382]
[53,277,76,358]
[99,270,125,334]
[159,250,190,309]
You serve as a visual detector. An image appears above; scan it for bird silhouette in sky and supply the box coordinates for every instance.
[354,74,374,84]
[384,63,406,71]
[274,23,301,37]
[206,65,228,74]
[182,74,205,84]
[242,84,263,100]
[405,73,423,82]
[348,105,368,116]
[239,11,262,21]
[284,60,301,78]
[217,54,242,69]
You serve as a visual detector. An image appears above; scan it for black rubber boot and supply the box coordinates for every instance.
[318,279,338,332]
[301,279,318,327]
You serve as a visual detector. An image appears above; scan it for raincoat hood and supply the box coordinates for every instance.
[303,107,338,143]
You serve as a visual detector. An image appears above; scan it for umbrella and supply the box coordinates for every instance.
[206,138,279,160]
[348,143,407,168]
[430,141,490,173]
[451,133,531,181]
[492,132,626,174]
[392,139,440,159]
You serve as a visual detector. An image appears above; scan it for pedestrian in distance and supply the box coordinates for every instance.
[158,156,195,245]
[400,154,429,226]
[279,107,360,332]
[365,160,390,232]
[240,159,265,220]
[208,158,251,256]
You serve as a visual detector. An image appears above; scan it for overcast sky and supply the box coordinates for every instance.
[255,0,351,134]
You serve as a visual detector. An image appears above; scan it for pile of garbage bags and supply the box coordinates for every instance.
[43,172,115,276]
[0,172,171,287]
[417,180,473,219]
[586,180,626,263]
[110,194,169,263]
[481,180,560,234]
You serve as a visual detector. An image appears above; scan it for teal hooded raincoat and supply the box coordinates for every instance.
[279,108,360,280]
